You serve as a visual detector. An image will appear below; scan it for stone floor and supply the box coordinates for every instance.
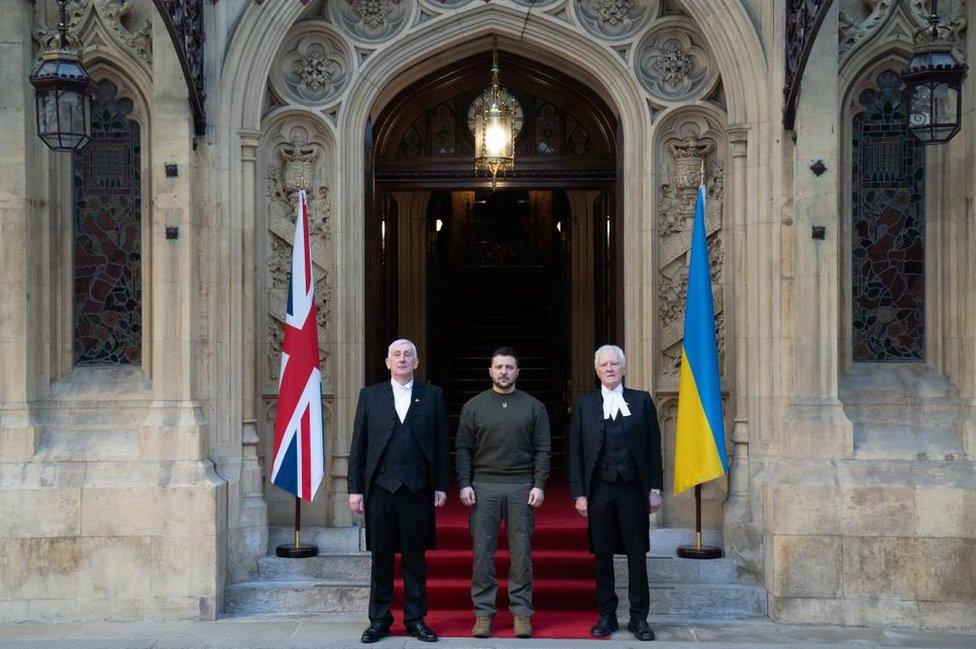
[1,614,975,649]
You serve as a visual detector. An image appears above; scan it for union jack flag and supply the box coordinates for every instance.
[271,190,325,502]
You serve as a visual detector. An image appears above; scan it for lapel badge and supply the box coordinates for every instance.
[414,398,420,403]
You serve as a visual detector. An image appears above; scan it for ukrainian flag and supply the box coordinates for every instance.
[673,185,728,495]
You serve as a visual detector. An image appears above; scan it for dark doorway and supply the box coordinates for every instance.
[427,189,570,460]
[364,46,621,465]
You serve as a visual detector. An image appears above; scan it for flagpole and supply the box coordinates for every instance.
[676,157,722,560]
[276,496,318,558]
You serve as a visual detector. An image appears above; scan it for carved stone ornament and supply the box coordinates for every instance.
[263,123,335,387]
[270,24,352,107]
[279,132,321,197]
[327,0,412,45]
[34,0,152,66]
[655,130,726,384]
[574,0,658,42]
[839,0,967,58]
[634,21,716,103]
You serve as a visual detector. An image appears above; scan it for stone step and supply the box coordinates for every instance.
[649,527,724,557]
[269,526,363,553]
[223,579,766,618]
[255,553,741,585]
[267,526,725,558]
[224,580,369,615]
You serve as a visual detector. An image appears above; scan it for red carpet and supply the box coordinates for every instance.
[390,481,603,639]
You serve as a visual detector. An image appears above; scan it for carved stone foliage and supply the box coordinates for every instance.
[839,0,967,59]
[634,20,717,104]
[574,0,659,42]
[260,120,335,392]
[327,0,412,45]
[271,23,352,108]
[655,116,727,386]
[34,0,152,66]
[423,0,474,7]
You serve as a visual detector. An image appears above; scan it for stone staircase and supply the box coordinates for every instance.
[839,363,967,461]
[224,526,767,618]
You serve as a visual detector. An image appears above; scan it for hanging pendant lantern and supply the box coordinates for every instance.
[473,37,517,187]
[901,0,967,145]
[29,0,93,152]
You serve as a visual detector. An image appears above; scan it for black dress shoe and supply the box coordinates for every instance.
[405,620,438,643]
[627,619,655,641]
[360,622,390,644]
[590,616,619,637]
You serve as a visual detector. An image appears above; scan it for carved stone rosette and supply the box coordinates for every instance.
[573,0,659,42]
[327,0,413,45]
[655,118,727,387]
[634,18,717,104]
[270,22,352,108]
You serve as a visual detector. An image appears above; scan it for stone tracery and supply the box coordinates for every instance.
[634,19,716,103]
[270,23,351,107]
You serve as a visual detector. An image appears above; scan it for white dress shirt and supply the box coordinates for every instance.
[391,378,414,423]
[601,383,631,420]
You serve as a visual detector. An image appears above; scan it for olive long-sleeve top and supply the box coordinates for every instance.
[455,388,551,490]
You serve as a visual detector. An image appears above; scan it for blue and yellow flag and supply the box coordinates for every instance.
[673,185,728,495]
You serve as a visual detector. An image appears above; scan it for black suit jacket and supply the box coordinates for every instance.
[347,380,449,550]
[567,387,663,501]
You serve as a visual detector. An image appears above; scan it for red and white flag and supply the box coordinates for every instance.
[270,190,325,502]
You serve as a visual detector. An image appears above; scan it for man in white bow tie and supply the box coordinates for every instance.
[567,344,663,641]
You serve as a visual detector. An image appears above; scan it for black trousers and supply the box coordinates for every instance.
[589,478,650,621]
[366,485,431,626]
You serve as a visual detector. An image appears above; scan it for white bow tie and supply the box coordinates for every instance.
[602,391,630,420]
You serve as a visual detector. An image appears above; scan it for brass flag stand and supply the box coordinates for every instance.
[676,484,722,559]
[276,496,319,558]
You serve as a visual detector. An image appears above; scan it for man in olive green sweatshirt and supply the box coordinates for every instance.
[456,347,551,639]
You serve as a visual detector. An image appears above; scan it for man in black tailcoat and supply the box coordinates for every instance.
[348,339,449,644]
[568,344,663,641]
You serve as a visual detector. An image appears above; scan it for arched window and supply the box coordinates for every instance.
[851,69,925,361]
[72,79,142,365]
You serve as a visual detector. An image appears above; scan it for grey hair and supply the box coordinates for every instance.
[388,338,419,358]
[594,344,626,369]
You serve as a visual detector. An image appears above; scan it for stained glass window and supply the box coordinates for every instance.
[72,80,142,365]
[851,69,925,361]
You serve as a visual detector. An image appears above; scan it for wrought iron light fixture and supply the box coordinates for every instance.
[29,0,93,152]
[473,37,517,187]
[901,0,967,144]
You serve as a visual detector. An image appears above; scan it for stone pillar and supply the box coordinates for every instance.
[234,129,268,578]
[394,191,431,379]
[0,1,39,461]
[958,0,976,457]
[567,190,599,401]
[141,15,208,456]
[782,3,853,459]
[723,127,759,578]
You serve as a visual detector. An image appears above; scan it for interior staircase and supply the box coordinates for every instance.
[430,265,570,465]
